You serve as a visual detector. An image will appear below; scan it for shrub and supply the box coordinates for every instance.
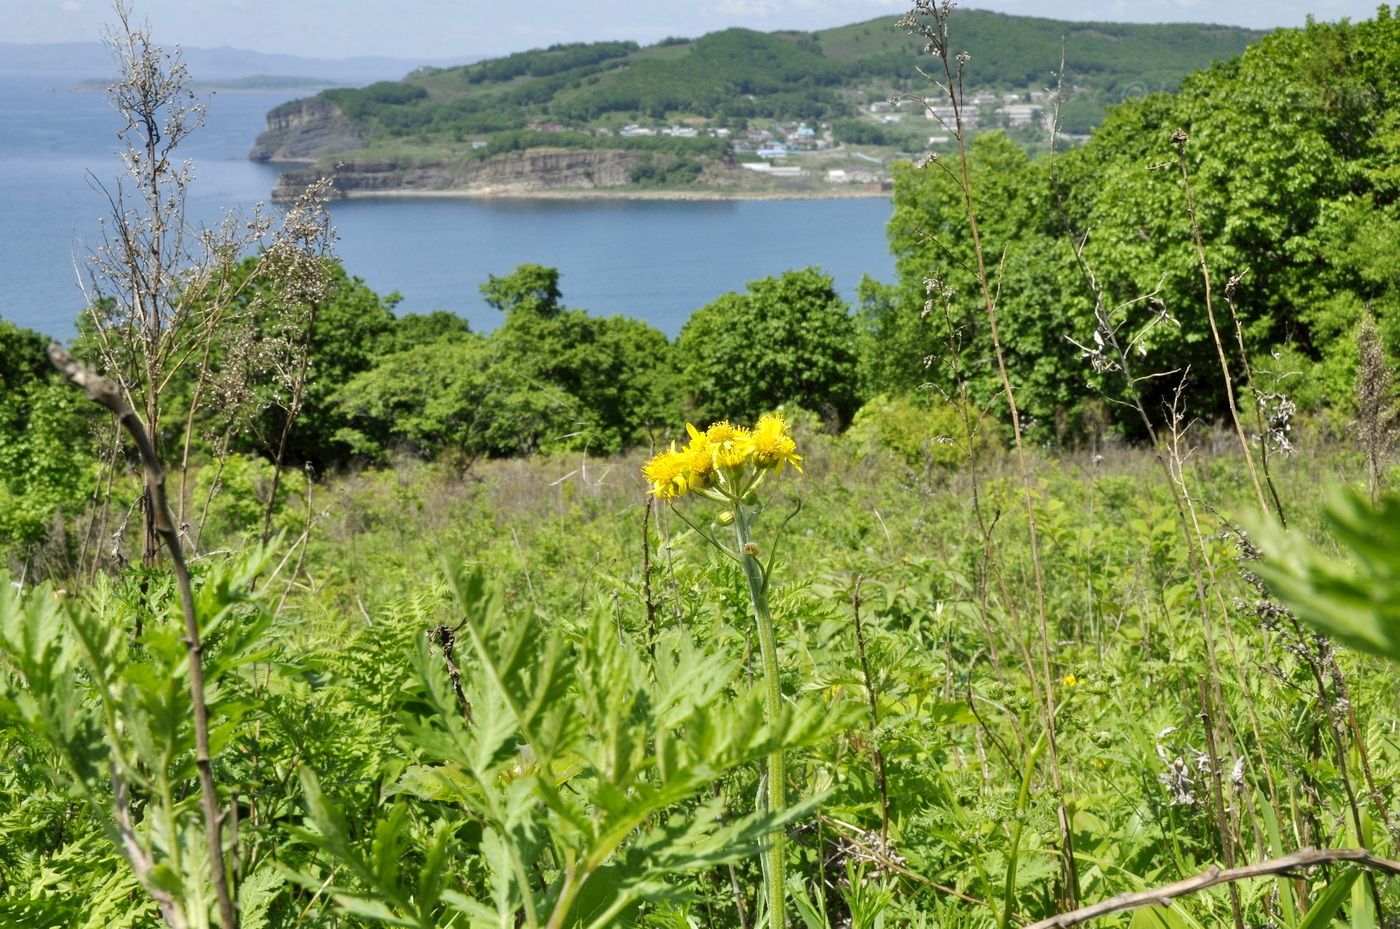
[847,393,988,471]
[676,268,860,427]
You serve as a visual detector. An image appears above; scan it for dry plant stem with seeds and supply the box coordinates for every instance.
[47,344,239,929]
[81,4,335,570]
[898,0,1078,910]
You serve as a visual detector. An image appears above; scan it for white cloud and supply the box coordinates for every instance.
[59,0,82,11]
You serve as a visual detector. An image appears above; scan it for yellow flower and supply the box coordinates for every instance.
[1062,674,1080,688]
[642,445,690,498]
[744,413,803,473]
[704,420,744,444]
[681,425,716,489]
[705,420,752,469]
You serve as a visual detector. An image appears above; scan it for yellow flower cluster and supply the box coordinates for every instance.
[643,413,802,499]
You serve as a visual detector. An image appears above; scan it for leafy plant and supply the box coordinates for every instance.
[676,269,860,428]
[1251,489,1400,666]
[296,560,841,929]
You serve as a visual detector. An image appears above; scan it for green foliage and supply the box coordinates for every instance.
[884,9,1400,432]
[263,261,402,464]
[486,266,679,454]
[296,562,839,929]
[0,549,277,927]
[475,130,729,161]
[630,155,704,188]
[339,265,677,460]
[0,321,96,550]
[1058,10,1400,415]
[881,132,1090,435]
[12,11,1400,929]
[847,393,988,471]
[1251,489,1400,666]
[322,81,430,120]
[382,310,473,354]
[336,332,500,461]
[142,255,402,468]
[677,268,860,427]
[819,9,1260,91]
[285,11,1258,167]
[831,119,893,146]
[192,452,284,541]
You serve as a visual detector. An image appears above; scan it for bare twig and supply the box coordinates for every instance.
[849,576,890,844]
[1025,847,1400,929]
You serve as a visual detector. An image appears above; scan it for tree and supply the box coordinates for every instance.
[335,332,500,463]
[337,266,677,461]
[0,322,96,556]
[485,265,677,454]
[676,268,860,427]
[877,10,1400,438]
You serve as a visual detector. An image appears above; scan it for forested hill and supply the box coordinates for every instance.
[250,9,1262,194]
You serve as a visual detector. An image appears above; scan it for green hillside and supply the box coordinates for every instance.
[816,10,1261,93]
[276,10,1263,154]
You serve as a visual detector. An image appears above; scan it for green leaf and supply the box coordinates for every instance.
[1297,868,1360,929]
[1250,490,1400,666]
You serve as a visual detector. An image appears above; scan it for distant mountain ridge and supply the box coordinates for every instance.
[0,41,479,85]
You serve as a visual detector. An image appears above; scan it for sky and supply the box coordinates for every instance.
[1,0,1387,61]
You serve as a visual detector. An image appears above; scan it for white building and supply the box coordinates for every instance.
[997,104,1041,127]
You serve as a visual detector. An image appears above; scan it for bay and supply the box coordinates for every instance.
[0,74,894,340]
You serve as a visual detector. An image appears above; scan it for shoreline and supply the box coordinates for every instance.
[328,186,893,203]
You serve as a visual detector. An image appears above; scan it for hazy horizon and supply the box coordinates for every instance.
[1,0,1386,62]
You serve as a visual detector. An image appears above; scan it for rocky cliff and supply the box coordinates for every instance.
[249,97,367,163]
[272,148,654,199]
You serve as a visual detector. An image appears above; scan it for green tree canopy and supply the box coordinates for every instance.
[677,268,860,427]
[878,7,1400,436]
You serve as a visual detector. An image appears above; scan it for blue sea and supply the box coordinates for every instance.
[0,75,894,339]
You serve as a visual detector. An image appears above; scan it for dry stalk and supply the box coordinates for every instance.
[899,2,1077,905]
[1024,847,1400,929]
[1167,130,1268,514]
[49,344,239,929]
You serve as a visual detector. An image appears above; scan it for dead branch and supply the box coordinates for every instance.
[1024,847,1400,929]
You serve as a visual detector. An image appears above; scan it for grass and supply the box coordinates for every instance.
[205,415,1399,926]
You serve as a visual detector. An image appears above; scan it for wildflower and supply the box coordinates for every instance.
[704,420,751,469]
[681,426,717,490]
[641,414,802,502]
[637,413,804,929]
[642,445,690,499]
[743,413,803,473]
[1061,674,1080,688]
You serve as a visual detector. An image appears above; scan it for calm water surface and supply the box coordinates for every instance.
[0,75,894,339]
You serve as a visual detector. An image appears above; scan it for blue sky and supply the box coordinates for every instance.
[2,0,1387,59]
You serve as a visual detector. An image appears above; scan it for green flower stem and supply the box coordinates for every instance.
[733,501,787,929]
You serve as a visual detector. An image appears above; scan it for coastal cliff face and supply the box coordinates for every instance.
[273,148,652,199]
[249,97,367,163]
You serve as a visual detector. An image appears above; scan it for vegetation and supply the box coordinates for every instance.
[262,9,1260,172]
[4,5,1400,929]
[866,5,1400,436]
